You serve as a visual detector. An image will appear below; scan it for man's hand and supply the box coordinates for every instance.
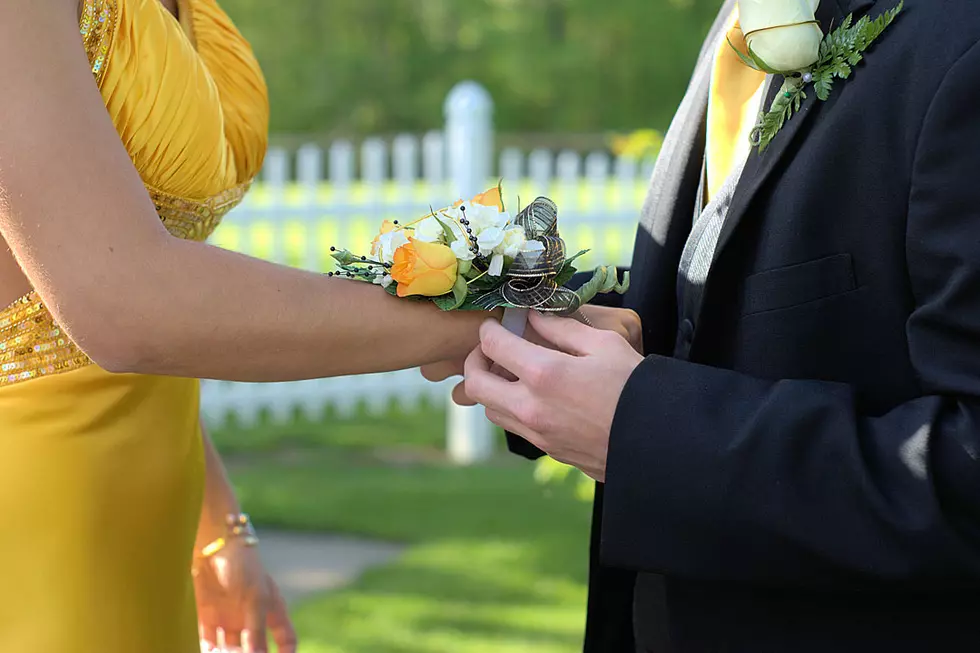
[462,311,644,482]
[420,305,643,405]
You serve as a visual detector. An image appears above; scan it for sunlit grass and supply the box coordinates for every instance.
[210,402,447,455]
[215,414,592,653]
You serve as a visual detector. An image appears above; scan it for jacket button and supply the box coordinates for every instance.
[680,318,695,342]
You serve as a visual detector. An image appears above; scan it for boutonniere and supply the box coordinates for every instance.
[731,0,904,153]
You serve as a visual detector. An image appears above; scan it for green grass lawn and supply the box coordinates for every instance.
[211,412,593,653]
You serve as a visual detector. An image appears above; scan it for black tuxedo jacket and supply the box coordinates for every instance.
[511,0,980,650]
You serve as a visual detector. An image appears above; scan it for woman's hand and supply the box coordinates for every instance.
[421,305,643,405]
[577,305,644,354]
[194,539,297,653]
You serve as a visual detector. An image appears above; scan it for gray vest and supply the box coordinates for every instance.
[672,76,772,361]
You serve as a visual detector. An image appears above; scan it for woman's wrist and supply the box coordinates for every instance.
[447,307,502,359]
[195,512,259,561]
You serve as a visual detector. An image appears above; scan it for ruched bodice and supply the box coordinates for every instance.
[84,0,267,198]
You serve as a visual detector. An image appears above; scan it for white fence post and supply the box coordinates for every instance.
[444,81,495,465]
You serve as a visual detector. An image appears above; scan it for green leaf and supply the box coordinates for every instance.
[432,294,457,311]
[746,45,784,75]
[451,275,469,308]
[726,35,761,71]
[563,249,590,268]
[552,249,590,287]
[752,78,805,153]
[467,278,500,292]
[554,265,578,288]
[435,215,459,245]
[331,249,359,265]
[384,282,399,297]
[431,276,470,311]
[813,68,834,100]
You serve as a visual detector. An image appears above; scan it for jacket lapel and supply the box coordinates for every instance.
[709,0,857,269]
[840,0,877,16]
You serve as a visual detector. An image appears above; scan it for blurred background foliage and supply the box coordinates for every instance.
[222,0,720,141]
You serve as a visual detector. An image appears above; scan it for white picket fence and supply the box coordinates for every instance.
[200,82,651,461]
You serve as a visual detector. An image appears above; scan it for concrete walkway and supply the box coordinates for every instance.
[258,530,404,603]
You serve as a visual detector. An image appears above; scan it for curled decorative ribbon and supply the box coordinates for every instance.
[473,197,628,316]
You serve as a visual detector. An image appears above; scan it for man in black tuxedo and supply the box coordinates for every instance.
[452,0,980,650]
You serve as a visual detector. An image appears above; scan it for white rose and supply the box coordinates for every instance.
[414,217,447,243]
[374,230,411,264]
[455,202,511,237]
[477,226,506,257]
[739,0,822,73]
[450,238,476,262]
[494,227,527,258]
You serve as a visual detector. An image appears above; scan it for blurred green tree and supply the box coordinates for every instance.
[222,0,721,136]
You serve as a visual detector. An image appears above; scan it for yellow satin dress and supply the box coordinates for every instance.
[0,0,268,650]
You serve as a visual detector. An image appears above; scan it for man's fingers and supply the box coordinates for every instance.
[463,345,526,415]
[454,359,518,406]
[267,583,299,653]
[485,407,545,448]
[491,361,519,382]
[528,311,599,356]
[479,319,565,379]
[421,358,463,382]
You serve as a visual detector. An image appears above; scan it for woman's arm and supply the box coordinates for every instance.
[194,428,243,553]
[0,0,489,381]
[193,425,298,653]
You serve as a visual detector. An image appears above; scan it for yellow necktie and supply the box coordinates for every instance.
[705,10,768,202]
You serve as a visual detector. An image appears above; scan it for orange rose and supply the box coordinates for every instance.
[391,239,459,298]
[454,186,504,211]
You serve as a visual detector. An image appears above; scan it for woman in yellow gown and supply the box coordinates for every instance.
[0,1,638,651]
[0,1,304,651]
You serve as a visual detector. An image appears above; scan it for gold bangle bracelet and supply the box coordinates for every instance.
[200,537,227,558]
[198,513,259,558]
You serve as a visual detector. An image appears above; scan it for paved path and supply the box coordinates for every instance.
[257,530,404,603]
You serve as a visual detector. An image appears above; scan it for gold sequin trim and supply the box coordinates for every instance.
[149,182,250,242]
[0,293,90,386]
[0,183,251,387]
[79,0,118,86]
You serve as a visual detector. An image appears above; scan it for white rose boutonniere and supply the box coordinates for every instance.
[733,0,904,153]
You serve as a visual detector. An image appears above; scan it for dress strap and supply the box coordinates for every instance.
[79,0,119,85]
